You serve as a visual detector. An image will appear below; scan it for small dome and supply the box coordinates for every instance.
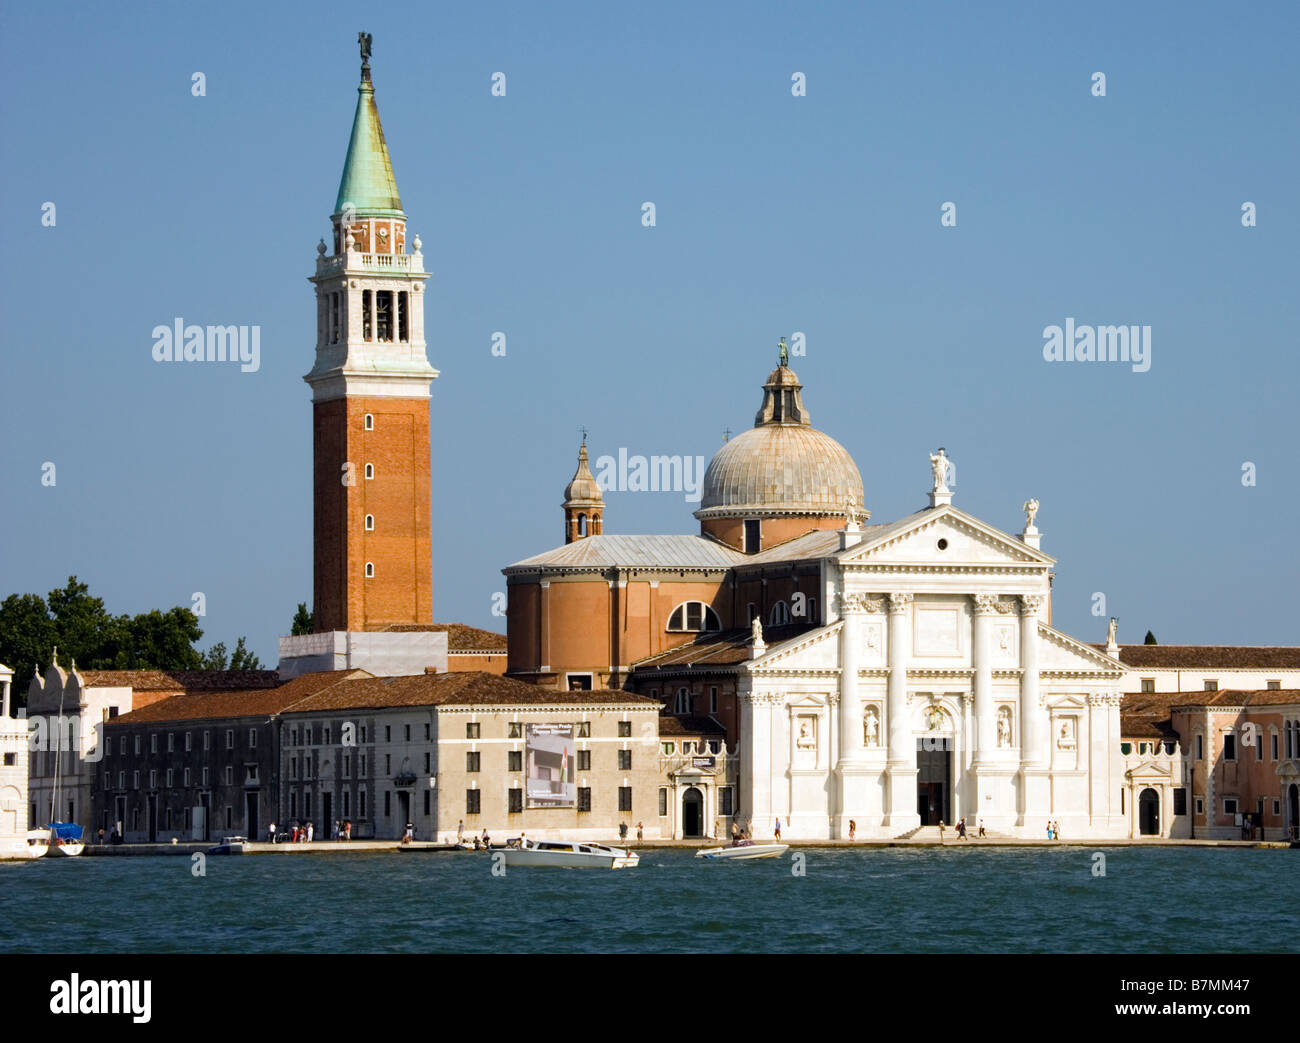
[695,360,865,521]
[563,443,603,506]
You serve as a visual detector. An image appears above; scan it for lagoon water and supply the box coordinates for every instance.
[2,847,1296,954]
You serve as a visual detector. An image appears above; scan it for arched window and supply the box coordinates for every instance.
[667,601,721,633]
[364,562,374,578]
[363,414,374,431]
[577,513,587,536]
[364,514,374,531]
[768,600,790,626]
[674,688,694,714]
[365,463,374,480]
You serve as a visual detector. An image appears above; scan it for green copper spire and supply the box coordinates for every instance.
[334,32,404,219]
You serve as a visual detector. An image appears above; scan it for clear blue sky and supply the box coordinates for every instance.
[2,1,1296,664]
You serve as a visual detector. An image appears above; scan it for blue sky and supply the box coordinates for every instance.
[1,0,1296,663]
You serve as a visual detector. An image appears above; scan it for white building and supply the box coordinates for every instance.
[0,664,33,859]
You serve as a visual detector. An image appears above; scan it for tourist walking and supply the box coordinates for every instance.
[938,820,946,842]
[268,822,277,845]
[457,819,464,843]
[957,818,967,840]
[849,819,856,841]
[306,821,314,842]
[619,821,628,843]
[977,818,986,839]
[774,817,782,840]
[290,824,299,843]
[1046,822,1054,840]
[636,821,644,842]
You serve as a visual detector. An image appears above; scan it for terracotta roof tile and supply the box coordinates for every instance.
[78,669,280,691]
[113,671,366,724]
[632,624,818,671]
[1095,645,1300,669]
[370,623,507,651]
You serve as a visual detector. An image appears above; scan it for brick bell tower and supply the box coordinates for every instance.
[305,32,436,633]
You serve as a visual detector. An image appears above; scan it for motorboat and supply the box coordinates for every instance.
[206,835,250,855]
[44,823,84,858]
[696,841,788,861]
[24,829,50,859]
[502,838,639,869]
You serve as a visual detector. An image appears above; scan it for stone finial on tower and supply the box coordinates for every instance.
[562,437,604,544]
[358,31,373,82]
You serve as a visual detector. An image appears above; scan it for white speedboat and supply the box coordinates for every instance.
[45,823,84,858]
[502,838,639,869]
[696,842,788,861]
[206,836,250,855]
[24,830,50,859]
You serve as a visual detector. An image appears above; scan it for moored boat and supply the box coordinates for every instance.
[696,841,788,861]
[44,823,84,858]
[502,838,639,869]
[206,835,250,855]
[24,829,50,859]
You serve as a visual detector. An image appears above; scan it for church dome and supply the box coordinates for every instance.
[694,354,866,521]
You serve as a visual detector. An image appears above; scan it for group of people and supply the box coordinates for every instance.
[266,820,353,844]
[616,821,644,844]
[939,818,987,841]
[1046,820,1063,840]
[456,821,492,849]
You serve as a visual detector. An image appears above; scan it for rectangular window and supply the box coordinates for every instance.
[720,787,734,816]
[577,750,590,772]
[423,752,430,773]
[149,769,156,788]
[466,752,480,773]
[1173,789,1187,816]
[1274,800,1281,816]
[744,519,760,553]
[466,722,480,739]
[384,791,391,817]
[710,687,718,713]
[404,724,411,742]
[1272,733,1279,760]
[363,290,372,340]
[618,787,633,812]
[166,769,174,787]
[398,291,409,342]
[343,755,350,778]
[134,736,141,756]
[508,750,522,772]
[1266,680,1281,690]
[167,732,174,753]
[133,771,139,790]
[330,292,340,343]
[361,726,368,743]
[1223,733,1236,761]
[385,725,391,742]
[224,766,233,785]
[466,790,481,815]
[150,734,157,754]
[202,767,209,786]
[225,806,232,830]
[375,290,393,341]
[424,723,430,741]
[360,755,366,775]
[226,730,234,749]
[290,756,298,779]
[183,768,190,786]
[385,754,391,774]
[576,722,591,738]
[577,788,591,812]
[120,737,126,756]
[1223,798,1238,816]
[289,791,297,817]
[1195,797,1204,815]
[508,789,523,814]
[423,790,431,816]
[323,727,330,745]
[618,721,632,738]
[1140,678,1155,693]
[808,597,818,622]
[204,731,210,751]
[658,788,668,817]
[508,722,522,739]
[305,793,312,817]
[1204,679,1218,692]
[1195,734,1204,760]
[344,791,351,817]
[618,749,632,770]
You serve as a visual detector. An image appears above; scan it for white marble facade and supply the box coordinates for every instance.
[738,502,1128,839]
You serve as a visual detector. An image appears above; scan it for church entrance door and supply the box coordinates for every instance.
[682,787,703,838]
[1138,788,1159,835]
[917,745,951,825]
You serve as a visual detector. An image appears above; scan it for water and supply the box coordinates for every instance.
[2,847,1296,953]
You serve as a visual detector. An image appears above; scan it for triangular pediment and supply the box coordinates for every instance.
[837,506,1055,569]
[748,622,842,672]
[1126,760,1173,781]
[1038,624,1125,675]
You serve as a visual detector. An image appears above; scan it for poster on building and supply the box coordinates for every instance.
[525,723,575,808]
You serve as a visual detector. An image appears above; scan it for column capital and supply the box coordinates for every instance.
[839,593,883,615]
[972,593,1000,615]
[887,592,913,614]
[1019,594,1044,615]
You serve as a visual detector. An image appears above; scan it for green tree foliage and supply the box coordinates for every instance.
[0,576,260,706]
[1144,630,1158,645]
[291,602,314,636]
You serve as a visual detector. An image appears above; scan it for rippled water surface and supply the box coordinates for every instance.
[2,847,1296,953]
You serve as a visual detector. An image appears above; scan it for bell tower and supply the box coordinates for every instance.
[562,439,604,544]
[305,33,436,632]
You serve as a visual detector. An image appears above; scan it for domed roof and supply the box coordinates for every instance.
[563,443,604,506]
[695,360,866,521]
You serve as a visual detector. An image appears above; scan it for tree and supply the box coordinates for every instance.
[201,636,262,671]
[1144,630,1158,645]
[291,602,314,636]
[0,592,58,696]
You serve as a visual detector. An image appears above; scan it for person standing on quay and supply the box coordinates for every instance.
[268,822,277,845]
[774,817,782,840]
[938,821,945,842]
[636,821,644,843]
[977,819,986,839]
[848,819,856,841]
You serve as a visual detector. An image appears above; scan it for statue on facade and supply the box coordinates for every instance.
[1023,498,1039,529]
[863,706,880,747]
[751,616,764,646]
[797,718,815,749]
[997,707,1012,747]
[929,448,952,493]
[778,336,789,367]
[1106,617,1118,646]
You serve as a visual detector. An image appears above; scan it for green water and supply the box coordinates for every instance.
[1,847,1295,953]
